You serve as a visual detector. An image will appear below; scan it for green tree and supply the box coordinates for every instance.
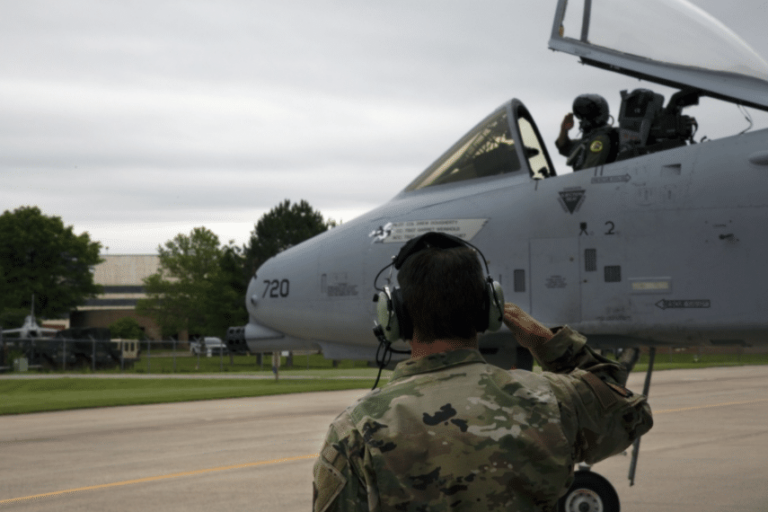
[245,199,335,276]
[0,206,102,326]
[217,241,249,328]
[136,227,246,338]
[108,317,144,339]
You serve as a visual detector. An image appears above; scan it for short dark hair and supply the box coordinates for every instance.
[397,246,486,343]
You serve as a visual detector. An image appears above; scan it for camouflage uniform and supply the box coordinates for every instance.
[313,326,653,512]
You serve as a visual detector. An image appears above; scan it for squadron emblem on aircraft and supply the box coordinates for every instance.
[558,187,586,214]
[368,223,394,243]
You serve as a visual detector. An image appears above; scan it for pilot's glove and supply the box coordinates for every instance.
[503,302,554,351]
[561,113,574,132]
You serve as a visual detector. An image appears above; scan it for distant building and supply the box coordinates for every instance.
[71,255,162,339]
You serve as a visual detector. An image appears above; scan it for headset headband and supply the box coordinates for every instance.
[393,232,468,270]
[374,232,492,293]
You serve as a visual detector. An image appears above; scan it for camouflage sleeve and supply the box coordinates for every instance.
[313,414,377,512]
[533,326,654,465]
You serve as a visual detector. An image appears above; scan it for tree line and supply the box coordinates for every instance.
[0,200,335,339]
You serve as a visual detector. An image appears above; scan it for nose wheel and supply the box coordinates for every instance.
[558,470,620,512]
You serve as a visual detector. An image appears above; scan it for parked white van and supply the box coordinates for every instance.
[189,337,228,357]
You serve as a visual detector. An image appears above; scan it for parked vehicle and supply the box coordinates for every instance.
[189,337,228,357]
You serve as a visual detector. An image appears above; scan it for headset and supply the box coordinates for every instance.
[370,232,504,388]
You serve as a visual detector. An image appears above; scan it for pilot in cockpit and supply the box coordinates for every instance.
[556,94,619,171]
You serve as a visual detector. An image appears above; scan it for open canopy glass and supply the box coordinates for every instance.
[550,0,768,111]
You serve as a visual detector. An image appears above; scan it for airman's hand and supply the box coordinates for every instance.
[503,302,554,350]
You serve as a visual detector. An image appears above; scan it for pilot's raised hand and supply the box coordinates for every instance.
[556,113,575,151]
[503,302,554,350]
[561,113,574,132]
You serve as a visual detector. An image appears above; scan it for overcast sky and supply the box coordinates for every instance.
[3,0,768,255]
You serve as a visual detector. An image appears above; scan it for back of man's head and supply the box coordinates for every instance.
[397,246,486,343]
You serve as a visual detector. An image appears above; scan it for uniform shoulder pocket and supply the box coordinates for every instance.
[313,445,348,512]
[580,372,621,410]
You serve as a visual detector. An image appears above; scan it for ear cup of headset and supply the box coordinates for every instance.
[375,287,415,342]
[376,289,400,343]
[486,280,505,332]
[375,287,414,342]
[475,279,504,333]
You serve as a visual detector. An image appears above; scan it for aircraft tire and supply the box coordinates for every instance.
[558,470,620,512]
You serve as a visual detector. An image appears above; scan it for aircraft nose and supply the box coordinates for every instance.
[244,245,317,337]
[246,259,292,315]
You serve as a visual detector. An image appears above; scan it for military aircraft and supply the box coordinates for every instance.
[1,296,122,371]
[227,0,768,509]
[1,297,59,339]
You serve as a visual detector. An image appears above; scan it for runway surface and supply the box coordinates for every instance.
[1,365,767,511]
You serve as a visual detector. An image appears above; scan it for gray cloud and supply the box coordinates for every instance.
[1,0,767,253]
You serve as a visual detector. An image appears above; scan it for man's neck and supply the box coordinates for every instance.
[409,335,478,359]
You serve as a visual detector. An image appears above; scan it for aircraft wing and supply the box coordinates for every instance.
[548,0,768,111]
[2,327,59,336]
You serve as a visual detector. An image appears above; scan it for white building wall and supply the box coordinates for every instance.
[92,255,160,286]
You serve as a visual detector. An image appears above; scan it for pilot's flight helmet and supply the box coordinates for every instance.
[573,94,610,131]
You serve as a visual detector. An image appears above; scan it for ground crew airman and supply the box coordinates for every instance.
[313,236,652,511]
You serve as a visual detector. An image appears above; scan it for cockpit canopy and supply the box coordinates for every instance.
[405,108,518,191]
[405,101,554,192]
[403,1,768,193]
[549,0,768,111]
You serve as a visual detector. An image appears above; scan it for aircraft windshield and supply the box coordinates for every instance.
[404,108,520,192]
[561,0,768,81]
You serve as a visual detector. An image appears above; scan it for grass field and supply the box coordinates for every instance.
[104,352,374,374]
[0,377,377,415]
[629,351,768,372]
[25,348,768,376]
[126,350,768,374]
[2,350,767,416]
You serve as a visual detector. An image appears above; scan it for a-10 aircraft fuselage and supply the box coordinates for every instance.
[242,110,768,363]
[226,1,768,504]
[229,0,768,367]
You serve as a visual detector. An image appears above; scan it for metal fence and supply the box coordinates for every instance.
[2,335,767,374]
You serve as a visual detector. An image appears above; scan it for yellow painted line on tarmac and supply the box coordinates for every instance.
[5,398,766,504]
[655,398,768,415]
[0,453,319,505]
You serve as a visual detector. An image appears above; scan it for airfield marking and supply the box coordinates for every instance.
[655,398,768,415]
[0,453,319,505]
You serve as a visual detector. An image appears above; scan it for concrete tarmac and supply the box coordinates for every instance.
[1,366,767,511]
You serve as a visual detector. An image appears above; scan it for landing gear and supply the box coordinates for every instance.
[618,346,640,370]
[558,469,620,512]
